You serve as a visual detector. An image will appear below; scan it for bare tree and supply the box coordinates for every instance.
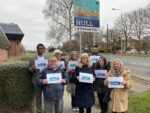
[43,0,74,48]
[114,12,134,52]
[131,8,148,53]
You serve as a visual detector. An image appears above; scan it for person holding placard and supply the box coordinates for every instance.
[36,56,67,113]
[90,45,101,64]
[93,56,110,113]
[104,59,133,113]
[28,43,48,113]
[53,49,66,71]
[66,51,79,112]
[74,53,95,113]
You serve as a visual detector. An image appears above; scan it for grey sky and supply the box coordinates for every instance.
[0,0,150,50]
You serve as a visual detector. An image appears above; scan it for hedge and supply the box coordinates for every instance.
[0,61,34,113]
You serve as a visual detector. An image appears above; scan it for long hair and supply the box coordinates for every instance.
[77,53,93,68]
[69,51,78,61]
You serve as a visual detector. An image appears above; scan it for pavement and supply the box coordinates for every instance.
[63,91,100,113]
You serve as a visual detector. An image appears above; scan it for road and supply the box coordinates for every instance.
[103,54,150,78]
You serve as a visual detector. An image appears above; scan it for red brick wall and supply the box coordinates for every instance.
[0,48,8,63]
[8,40,21,57]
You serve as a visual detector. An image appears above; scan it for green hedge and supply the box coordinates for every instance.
[0,61,34,113]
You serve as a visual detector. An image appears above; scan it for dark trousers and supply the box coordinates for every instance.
[71,96,77,108]
[34,84,43,113]
[79,107,91,113]
[97,93,108,113]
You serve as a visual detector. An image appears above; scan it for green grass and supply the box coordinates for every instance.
[128,91,150,113]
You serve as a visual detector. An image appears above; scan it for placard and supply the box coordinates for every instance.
[79,72,93,83]
[95,70,107,78]
[35,59,48,71]
[58,61,65,69]
[47,73,62,84]
[68,61,77,69]
[108,77,124,88]
[90,55,100,63]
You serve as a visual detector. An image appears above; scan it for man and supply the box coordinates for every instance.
[53,49,66,70]
[29,43,48,113]
[36,56,68,113]
[90,45,100,63]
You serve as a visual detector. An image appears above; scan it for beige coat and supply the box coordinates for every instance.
[105,68,133,112]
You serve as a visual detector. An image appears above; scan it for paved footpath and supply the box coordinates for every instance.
[63,90,100,113]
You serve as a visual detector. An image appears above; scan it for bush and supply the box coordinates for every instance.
[0,61,34,113]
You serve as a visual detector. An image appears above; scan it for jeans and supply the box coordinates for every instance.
[79,107,91,113]
[44,97,63,113]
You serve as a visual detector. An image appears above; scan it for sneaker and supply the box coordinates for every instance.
[72,108,76,112]
[76,107,79,111]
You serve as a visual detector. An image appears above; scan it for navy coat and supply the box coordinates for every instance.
[74,65,95,108]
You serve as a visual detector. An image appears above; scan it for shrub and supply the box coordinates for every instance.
[0,61,34,113]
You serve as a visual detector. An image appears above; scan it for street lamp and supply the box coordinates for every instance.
[112,8,123,53]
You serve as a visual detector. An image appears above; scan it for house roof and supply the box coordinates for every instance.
[0,23,24,35]
[0,23,24,40]
[0,27,10,49]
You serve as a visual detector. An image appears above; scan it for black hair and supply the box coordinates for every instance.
[93,45,98,48]
[36,43,45,49]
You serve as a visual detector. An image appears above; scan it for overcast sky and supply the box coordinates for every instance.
[0,0,150,50]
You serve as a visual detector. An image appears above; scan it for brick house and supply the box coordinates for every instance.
[0,23,24,63]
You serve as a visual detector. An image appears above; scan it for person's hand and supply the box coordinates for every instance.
[105,79,109,86]
[61,79,66,84]
[93,77,95,81]
[77,76,79,80]
[31,65,36,72]
[122,81,127,86]
[43,79,48,84]
[68,69,73,72]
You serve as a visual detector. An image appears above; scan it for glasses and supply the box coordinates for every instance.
[37,47,44,49]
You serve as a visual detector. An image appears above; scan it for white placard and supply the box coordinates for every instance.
[35,59,48,71]
[95,70,107,78]
[79,72,93,83]
[108,77,124,88]
[90,55,100,63]
[58,61,65,69]
[47,73,62,84]
[68,61,77,69]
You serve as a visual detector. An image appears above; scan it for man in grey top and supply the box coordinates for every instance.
[29,43,48,113]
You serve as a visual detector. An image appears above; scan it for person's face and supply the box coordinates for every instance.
[49,57,58,68]
[99,58,105,66]
[92,47,98,54]
[72,53,77,60]
[55,53,61,59]
[113,61,121,70]
[37,46,45,56]
[81,56,88,64]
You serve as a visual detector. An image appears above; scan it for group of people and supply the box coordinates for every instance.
[29,43,133,113]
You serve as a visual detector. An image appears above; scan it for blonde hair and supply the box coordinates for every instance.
[77,53,93,68]
[111,58,124,68]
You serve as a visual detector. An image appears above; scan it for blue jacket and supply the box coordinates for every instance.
[36,66,68,101]
[74,65,95,108]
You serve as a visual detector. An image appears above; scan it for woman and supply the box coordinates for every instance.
[94,56,110,113]
[74,53,95,113]
[66,51,79,112]
[104,58,133,113]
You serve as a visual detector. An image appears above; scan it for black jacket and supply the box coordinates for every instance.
[74,65,95,108]
[93,61,110,93]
